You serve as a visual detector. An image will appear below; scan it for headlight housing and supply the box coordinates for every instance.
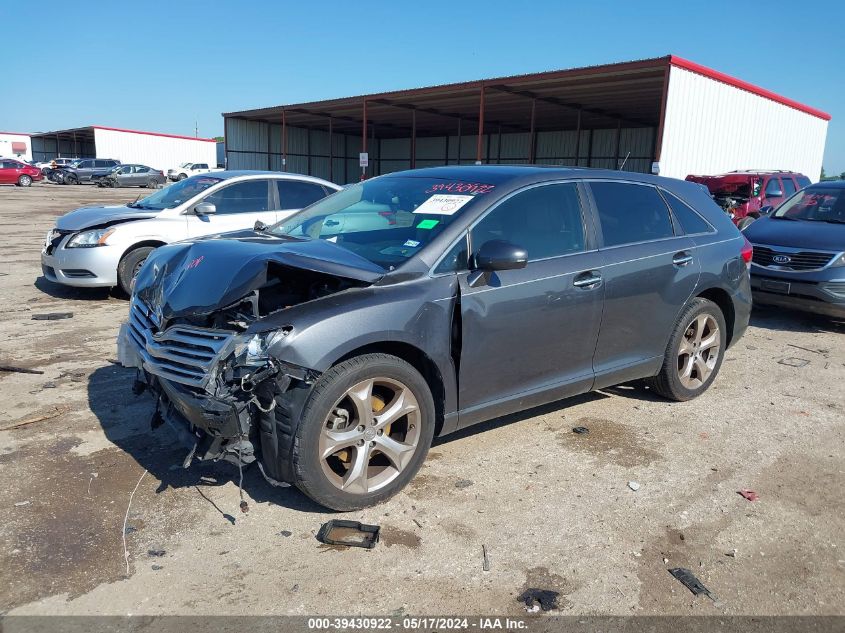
[235,328,293,366]
[66,227,116,248]
[830,253,845,268]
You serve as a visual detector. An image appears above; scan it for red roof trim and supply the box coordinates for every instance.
[92,126,217,142]
[0,131,32,136]
[668,56,831,121]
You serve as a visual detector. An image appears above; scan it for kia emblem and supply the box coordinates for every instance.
[772,254,791,264]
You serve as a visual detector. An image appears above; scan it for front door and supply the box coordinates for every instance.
[456,182,604,426]
[586,180,701,385]
[186,179,277,237]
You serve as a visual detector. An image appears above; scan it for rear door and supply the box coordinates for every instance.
[131,166,150,186]
[185,178,275,237]
[115,165,133,186]
[274,179,332,223]
[455,181,604,424]
[762,176,787,208]
[586,180,700,386]
[0,160,16,184]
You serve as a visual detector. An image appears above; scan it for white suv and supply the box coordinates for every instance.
[167,162,222,181]
[41,171,340,293]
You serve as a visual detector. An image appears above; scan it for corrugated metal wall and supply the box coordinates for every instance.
[226,116,655,184]
[93,129,218,173]
[660,66,829,181]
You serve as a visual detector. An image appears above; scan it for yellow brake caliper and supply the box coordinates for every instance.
[338,394,387,465]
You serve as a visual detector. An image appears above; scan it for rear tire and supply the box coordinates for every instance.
[17,175,32,187]
[117,246,155,296]
[177,173,187,181]
[647,298,726,402]
[292,353,435,511]
[146,178,159,188]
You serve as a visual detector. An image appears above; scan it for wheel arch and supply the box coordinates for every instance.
[333,341,447,437]
[695,286,736,347]
[118,239,167,263]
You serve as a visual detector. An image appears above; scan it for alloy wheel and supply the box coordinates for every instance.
[319,377,421,495]
[677,313,721,389]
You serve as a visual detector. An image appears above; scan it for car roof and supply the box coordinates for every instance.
[809,180,845,189]
[212,170,340,187]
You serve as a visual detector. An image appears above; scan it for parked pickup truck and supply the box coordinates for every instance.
[167,162,222,181]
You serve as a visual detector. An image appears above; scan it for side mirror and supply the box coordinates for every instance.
[473,239,528,272]
[759,205,775,216]
[254,220,267,232]
[767,190,783,199]
[194,202,217,215]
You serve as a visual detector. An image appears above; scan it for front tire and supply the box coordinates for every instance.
[117,246,155,295]
[648,298,726,401]
[64,173,79,185]
[177,173,187,181]
[17,175,32,187]
[292,354,435,511]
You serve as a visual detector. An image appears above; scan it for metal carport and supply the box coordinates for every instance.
[223,57,669,183]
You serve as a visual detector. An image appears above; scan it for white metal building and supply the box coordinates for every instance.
[222,55,829,184]
[29,126,218,173]
[0,132,33,161]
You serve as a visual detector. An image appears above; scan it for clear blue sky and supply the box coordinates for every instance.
[3,0,844,173]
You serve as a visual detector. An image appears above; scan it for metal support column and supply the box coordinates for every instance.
[361,99,368,180]
[456,118,462,164]
[614,119,622,170]
[475,86,485,164]
[573,109,582,166]
[281,110,288,172]
[410,109,416,169]
[328,117,333,181]
[528,98,536,163]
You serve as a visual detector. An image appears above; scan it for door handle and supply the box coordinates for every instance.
[673,252,693,266]
[324,220,340,226]
[573,271,602,289]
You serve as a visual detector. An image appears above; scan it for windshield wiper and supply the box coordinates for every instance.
[771,215,797,221]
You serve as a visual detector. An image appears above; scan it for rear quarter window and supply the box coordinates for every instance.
[661,190,714,235]
[589,181,675,247]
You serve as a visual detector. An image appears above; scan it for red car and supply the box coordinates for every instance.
[685,170,811,229]
[0,158,43,187]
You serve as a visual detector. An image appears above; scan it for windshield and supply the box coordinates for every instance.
[268,176,496,268]
[773,188,845,223]
[129,175,222,210]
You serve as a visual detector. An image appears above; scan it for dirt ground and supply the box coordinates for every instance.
[0,182,843,617]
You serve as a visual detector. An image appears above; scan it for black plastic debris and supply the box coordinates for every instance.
[132,379,147,396]
[147,549,166,557]
[668,567,716,601]
[151,564,163,571]
[572,426,589,434]
[0,365,44,375]
[518,588,560,611]
[454,479,474,489]
[279,530,293,537]
[316,520,380,549]
[31,312,73,321]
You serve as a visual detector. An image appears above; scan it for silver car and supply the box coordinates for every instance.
[41,171,340,294]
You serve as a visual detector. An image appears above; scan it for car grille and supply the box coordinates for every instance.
[751,245,837,271]
[126,299,234,388]
[823,282,845,298]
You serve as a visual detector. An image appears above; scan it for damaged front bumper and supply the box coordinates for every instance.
[118,314,317,484]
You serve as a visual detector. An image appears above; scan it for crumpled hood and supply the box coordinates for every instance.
[134,231,385,319]
[744,217,845,251]
[56,205,159,231]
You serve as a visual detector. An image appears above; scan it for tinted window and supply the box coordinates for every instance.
[136,166,149,173]
[434,235,469,274]
[94,160,109,168]
[203,179,269,214]
[471,183,585,261]
[662,190,713,235]
[764,177,783,196]
[796,175,811,189]
[275,180,328,210]
[782,178,796,195]
[119,166,132,174]
[590,182,674,246]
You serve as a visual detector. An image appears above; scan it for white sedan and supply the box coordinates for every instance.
[41,171,340,294]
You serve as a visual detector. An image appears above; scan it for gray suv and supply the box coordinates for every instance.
[56,158,121,184]
[121,166,752,510]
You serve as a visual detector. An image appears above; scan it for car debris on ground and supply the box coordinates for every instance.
[316,520,380,549]
[517,588,560,612]
[628,481,641,491]
[572,426,590,434]
[31,312,73,321]
[737,489,759,501]
[0,365,44,375]
[668,567,716,601]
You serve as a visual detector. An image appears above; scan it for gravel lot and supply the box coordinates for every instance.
[0,182,843,616]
